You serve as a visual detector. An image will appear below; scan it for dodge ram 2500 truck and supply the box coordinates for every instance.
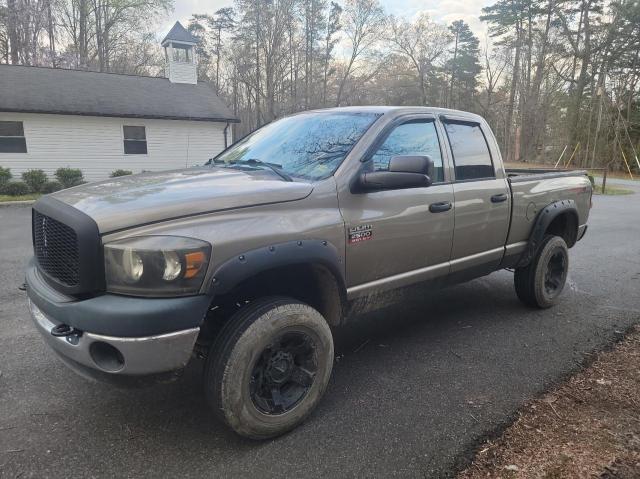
[26,107,592,439]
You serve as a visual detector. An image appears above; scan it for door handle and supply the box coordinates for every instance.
[429,201,452,213]
[491,193,508,203]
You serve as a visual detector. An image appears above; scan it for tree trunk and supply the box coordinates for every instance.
[216,26,222,94]
[78,0,89,68]
[520,0,553,162]
[46,0,56,66]
[322,37,329,106]
[95,0,105,71]
[254,0,261,128]
[6,0,19,64]
[448,31,459,108]
[505,23,522,163]
[336,49,357,106]
[567,3,591,152]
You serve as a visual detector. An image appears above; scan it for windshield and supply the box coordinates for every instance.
[212,112,381,180]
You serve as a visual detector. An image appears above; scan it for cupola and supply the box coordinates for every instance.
[161,21,199,85]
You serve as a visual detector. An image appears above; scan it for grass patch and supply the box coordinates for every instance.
[0,193,41,202]
[593,185,634,195]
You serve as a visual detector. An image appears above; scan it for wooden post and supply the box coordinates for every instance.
[554,145,568,168]
[621,148,634,179]
[602,167,607,194]
[565,143,580,168]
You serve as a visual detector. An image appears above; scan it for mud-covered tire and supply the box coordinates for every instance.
[514,235,569,309]
[204,297,334,440]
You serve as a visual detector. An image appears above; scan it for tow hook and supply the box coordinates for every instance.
[51,324,82,345]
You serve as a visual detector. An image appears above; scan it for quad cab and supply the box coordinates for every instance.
[26,107,592,439]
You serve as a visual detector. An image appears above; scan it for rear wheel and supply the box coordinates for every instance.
[514,235,569,309]
[204,297,334,439]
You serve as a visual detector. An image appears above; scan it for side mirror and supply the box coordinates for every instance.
[355,155,434,192]
[389,155,434,177]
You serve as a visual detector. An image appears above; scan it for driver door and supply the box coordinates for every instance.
[338,116,455,296]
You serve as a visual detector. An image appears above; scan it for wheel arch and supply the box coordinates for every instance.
[205,240,347,329]
[517,199,579,268]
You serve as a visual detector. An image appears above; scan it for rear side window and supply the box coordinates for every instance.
[0,121,27,153]
[444,122,494,181]
[370,120,444,182]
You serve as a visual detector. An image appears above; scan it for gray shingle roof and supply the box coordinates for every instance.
[0,64,238,122]
[161,22,200,45]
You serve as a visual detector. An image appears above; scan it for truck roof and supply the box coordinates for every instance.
[305,105,484,122]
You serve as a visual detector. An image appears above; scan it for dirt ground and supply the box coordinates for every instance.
[458,326,640,479]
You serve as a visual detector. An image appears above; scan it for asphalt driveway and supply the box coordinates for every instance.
[1,187,639,478]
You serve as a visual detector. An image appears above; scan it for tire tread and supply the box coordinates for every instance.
[204,296,299,423]
[514,234,568,309]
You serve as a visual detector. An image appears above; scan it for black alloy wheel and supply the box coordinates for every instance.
[250,332,317,415]
[204,297,334,439]
[544,249,567,296]
[514,234,569,309]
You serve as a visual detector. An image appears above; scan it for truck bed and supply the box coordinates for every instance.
[505,168,589,182]
[505,168,592,250]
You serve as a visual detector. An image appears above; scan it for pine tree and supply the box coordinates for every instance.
[447,20,481,110]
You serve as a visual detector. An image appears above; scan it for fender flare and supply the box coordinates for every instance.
[516,199,579,268]
[208,239,346,298]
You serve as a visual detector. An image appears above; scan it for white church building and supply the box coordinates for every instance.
[0,22,237,181]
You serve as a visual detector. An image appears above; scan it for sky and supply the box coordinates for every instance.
[159,0,494,42]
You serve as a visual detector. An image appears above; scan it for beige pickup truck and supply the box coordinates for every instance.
[26,107,592,439]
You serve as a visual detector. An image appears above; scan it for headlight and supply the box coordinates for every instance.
[104,236,211,297]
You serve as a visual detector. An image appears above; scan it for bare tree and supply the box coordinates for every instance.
[387,13,450,106]
[322,1,341,105]
[335,0,385,106]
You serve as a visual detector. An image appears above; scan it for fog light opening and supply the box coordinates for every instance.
[89,341,125,372]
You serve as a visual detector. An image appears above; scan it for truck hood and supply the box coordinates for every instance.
[51,167,314,233]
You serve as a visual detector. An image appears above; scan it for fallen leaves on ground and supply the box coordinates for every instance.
[458,326,640,479]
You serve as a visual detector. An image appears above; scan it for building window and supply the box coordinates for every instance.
[0,121,27,153]
[123,126,147,155]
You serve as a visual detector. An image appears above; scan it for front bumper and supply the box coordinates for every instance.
[25,259,208,382]
[28,299,199,379]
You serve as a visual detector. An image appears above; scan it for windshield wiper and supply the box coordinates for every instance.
[215,158,293,182]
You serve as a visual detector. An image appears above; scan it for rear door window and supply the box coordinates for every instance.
[444,122,495,181]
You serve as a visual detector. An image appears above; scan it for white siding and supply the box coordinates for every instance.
[167,61,197,84]
[0,113,228,181]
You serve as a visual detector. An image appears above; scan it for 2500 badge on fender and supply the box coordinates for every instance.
[348,224,373,243]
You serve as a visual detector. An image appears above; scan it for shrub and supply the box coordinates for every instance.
[3,181,30,196]
[22,169,48,193]
[587,174,595,188]
[110,169,133,177]
[55,167,84,188]
[41,181,63,194]
[0,167,11,186]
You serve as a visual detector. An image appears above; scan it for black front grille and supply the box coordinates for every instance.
[33,210,80,286]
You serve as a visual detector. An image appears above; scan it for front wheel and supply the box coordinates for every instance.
[204,297,334,439]
[514,235,569,309]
